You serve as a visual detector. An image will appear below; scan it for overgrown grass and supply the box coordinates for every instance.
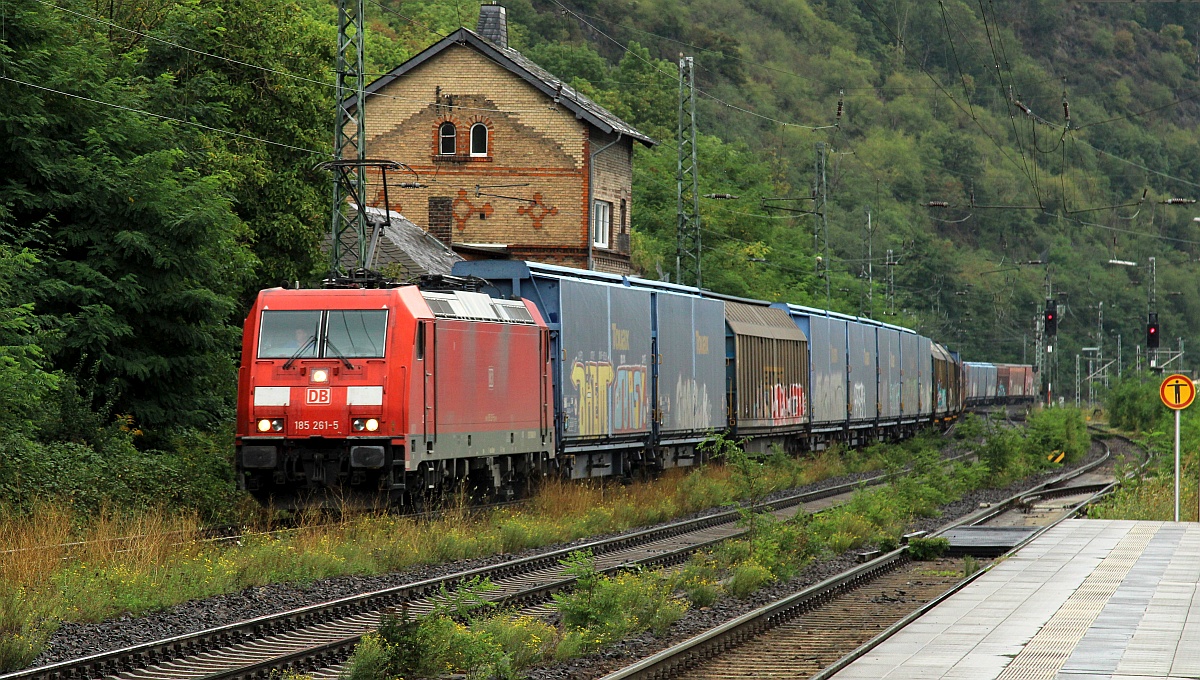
[1091,372,1200,521]
[1090,414,1200,521]
[0,446,883,672]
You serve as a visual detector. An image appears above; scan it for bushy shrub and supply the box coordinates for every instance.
[0,427,237,521]
[954,412,985,441]
[672,558,722,607]
[1107,375,1165,432]
[552,551,687,648]
[727,561,774,598]
[1027,408,1089,463]
[907,537,950,560]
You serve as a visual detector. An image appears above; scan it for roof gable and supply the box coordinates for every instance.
[357,28,656,147]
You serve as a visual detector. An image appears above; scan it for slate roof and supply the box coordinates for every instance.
[343,205,463,278]
[352,28,656,147]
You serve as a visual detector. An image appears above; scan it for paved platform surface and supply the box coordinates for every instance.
[831,520,1200,680]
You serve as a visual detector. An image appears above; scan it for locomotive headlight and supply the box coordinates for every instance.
[271,419,284,432]
[352,418,380,432]
[256,418,272,433]
[311,369,329,383]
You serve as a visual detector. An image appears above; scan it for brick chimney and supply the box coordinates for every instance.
[476,3,508,49]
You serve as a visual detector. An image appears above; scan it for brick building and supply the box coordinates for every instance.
[355,4,656,274]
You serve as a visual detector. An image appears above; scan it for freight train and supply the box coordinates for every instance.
[235,261,1035,505]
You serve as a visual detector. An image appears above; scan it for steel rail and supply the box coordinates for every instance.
[3,463,918,680]
[597,434,1140,680]
[190,525,747,680]
[810,432,1150,680]
[185,453,990,680]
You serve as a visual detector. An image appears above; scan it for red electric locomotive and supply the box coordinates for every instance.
[235,285,555,506]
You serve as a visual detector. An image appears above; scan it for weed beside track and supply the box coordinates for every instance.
[336,410,1093,680]
[2,447,880,671]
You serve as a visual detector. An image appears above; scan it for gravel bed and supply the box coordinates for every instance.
[523,441,1110,680]
[28,467,878,667]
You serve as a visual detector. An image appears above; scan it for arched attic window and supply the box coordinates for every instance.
[439,122,456,155]
[470,123,489,157]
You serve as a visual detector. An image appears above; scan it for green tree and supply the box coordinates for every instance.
[0,0,250,431]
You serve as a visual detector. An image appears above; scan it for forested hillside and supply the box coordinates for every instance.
[1,0,1199,512]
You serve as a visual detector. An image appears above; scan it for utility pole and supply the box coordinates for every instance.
[1096,302,1104,396]
[1149,256,1158,315]
[675,55,701,288]
[1148,256,1158,368]
[1034,309,1045,387]
[815,142,830,307]
[1080,354,1089,407]
[1041,272,1055,406]
[863,207,874,316]
[886,249,896,316]
[329,0,368,281]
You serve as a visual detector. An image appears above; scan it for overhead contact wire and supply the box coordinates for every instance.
[0,74,329,155]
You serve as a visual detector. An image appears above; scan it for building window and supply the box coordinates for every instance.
[592,199,612,249]
[438,122,456,155]
[470,123,489,156]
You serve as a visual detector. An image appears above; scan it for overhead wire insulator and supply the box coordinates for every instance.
[926,201,950,208]
[1164,198,1197,205]
[1010,86,1031,116]
[836,90,844,121]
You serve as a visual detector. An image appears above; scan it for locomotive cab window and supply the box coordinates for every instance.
[258,310,387,359]
[258,311,323,359]
[325,310,388,358]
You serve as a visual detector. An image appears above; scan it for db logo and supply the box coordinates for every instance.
[305,387,331,405]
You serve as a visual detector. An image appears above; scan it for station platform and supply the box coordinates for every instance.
[831,520,1200,680]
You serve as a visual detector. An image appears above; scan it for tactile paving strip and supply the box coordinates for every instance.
[995,524,1159,680]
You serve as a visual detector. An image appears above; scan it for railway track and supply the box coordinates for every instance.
[3,465,911,680]
[3,421,1088,680]
[597,433,1144,680]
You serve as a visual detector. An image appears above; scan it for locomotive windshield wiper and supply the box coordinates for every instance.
[282,335,317,370]
[324,338,355,370]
